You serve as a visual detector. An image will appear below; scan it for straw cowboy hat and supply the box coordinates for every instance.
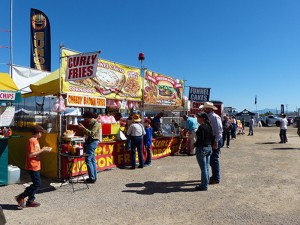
[199,102,218,110]
[132,114,142,122]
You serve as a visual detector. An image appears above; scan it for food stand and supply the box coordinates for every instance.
[10,48,186,179]
[0,73,22,185]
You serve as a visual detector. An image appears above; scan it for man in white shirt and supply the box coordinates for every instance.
[279,114,288,143]
[200,102,223,185]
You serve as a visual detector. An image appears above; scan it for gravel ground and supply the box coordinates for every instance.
[1,126,300,225]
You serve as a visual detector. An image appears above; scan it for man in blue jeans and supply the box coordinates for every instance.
[78,111,101,183]
[200,102,223,185]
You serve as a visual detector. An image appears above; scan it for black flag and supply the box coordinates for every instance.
[30,8,51,71]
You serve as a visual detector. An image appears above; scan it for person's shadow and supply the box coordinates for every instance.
[122,180,201,195]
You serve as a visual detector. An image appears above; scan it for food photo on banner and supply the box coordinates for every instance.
[188,87,210,102]
[144,70,184,106]
[61,48,142,101]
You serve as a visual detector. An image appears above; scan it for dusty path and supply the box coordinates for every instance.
[1,127,300,225]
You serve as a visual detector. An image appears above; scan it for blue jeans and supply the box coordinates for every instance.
[131,136,144,168]
[231,124,237,139]
[222,131,231,147]
[210,139,222,182]
[144,145,152,164]
[19,170,41,203]
[85,140,99,180]
[196,146,212,189]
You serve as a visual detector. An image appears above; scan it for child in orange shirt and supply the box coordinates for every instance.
[15,125,51,209]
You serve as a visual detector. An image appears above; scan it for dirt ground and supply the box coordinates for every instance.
[0,126,300,225]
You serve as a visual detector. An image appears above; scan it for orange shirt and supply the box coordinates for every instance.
[25,137,41,171]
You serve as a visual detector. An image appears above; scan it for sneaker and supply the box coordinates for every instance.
[144,163,152,167]
[195,186,208,191]
[226,146,230,148]
[15,196,25,209]
[209,180,220,185]
[137,165,144,168]
[26,201,41,207]
[86,178,96,183]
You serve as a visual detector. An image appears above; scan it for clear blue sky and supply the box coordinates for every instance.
[1,0,300,112]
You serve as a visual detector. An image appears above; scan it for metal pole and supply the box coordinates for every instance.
[57,43,63,179]
[9,0,13,77]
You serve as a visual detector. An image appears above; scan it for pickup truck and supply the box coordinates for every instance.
[259,115,281,127]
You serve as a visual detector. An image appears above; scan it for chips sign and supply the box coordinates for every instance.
[66,94,106,108]
[188,87,210,102]
[65,52,99,81]
[0,91,16,101]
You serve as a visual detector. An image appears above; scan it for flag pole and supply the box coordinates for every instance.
[9,0,13,78]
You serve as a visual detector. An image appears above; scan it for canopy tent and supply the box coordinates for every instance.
[236,109,255,116]
[0,73,19,91]
[0,72,22,103]
[22,69,61,97]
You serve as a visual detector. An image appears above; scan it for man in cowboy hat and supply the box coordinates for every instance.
[199,102,223,184]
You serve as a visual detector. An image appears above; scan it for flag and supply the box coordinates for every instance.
[30,8,51,71]
[255,95,257,105]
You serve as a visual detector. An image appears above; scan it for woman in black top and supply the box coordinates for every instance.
[194,112,213,191]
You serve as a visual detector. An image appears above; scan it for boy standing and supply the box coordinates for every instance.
[144,118,153,166]
[15,125,51,209]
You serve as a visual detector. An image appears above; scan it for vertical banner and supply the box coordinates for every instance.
[30,8,51,71]
[281,104,284,114]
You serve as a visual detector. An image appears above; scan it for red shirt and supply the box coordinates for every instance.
[25,137,41,171]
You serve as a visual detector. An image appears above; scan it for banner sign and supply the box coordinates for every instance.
[281,104,284,114]
[0,91,16,101]
[144,70,184,106]
[61,49,142,101]
[0,106,15,127]
[65,52,99,81]
[30,8,51,71]
[188,87,210,102]
[60,137,180,177]
[66,94,106,108]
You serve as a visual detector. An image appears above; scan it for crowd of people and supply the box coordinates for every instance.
[14,103,291,210]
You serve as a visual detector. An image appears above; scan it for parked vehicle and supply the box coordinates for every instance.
[287,116,296,126]
[259,115,281,127]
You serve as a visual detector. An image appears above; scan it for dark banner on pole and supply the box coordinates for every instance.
[281,104,284,114]
[30,8,51,71]
[188,87,210,102]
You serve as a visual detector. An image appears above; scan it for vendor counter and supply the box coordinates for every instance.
[8,130,187,179]
[61,136,184,178]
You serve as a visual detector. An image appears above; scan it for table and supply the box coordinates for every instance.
[60,153,89,192]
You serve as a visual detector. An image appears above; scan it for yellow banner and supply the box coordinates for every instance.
[61,49,142,101]
[66,94,106,108]
[144,70,184,106]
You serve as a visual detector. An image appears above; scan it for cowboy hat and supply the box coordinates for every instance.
[132,114,142,122]
[199,102,218,110]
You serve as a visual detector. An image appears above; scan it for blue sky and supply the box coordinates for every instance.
[1,0,300,112]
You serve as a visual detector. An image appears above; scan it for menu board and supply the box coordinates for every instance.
[144,70,184,106]
[0,106,15,127]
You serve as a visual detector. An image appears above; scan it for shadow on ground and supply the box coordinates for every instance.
[123,180,201,195]
[256,142,278,145]
[0,204,20,211]
[272,147,300,150]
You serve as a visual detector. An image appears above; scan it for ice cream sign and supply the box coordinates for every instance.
[0,91,16,101]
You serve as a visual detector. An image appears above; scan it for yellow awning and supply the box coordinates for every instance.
[23,69,61,97]
[0,73,19,91]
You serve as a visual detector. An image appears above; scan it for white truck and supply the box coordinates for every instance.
[259,115,281,127]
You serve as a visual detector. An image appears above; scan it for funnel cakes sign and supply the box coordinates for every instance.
[144,70,184,106]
